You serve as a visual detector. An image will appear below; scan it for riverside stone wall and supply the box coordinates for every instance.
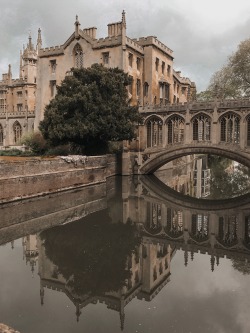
[0,154,120,202]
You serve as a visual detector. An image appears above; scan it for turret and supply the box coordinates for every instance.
[21,34,38,83]
[37,28,42,50]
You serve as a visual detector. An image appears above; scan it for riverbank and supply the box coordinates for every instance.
[0,154,120,202]
[0,323,20,333]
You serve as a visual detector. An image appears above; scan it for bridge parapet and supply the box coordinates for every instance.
[139,98,250,114]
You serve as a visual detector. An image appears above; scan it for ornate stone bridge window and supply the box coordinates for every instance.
[13,121,22,143]
[191,214,209,241]
[145,202,162,234]
[0,124,3,145]
[218,216,238,247]
[167,116,184,144]
[192,114,211,141]
[220,113,240,143]
[73,44,83,68]
[146,117,163,148]
[164,208,183,238]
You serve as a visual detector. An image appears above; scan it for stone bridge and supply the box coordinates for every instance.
[123,98,250,174]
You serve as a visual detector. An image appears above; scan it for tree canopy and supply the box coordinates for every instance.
[39,64,141,154]
[197,38,250,100]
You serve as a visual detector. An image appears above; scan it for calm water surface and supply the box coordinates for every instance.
[1,156,250,333]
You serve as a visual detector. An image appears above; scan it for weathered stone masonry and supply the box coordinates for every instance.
[0,154,120,202]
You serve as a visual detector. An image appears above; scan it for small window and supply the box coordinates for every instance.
[144,82,149,97]
[17,104,23,112]
[50,60,57,73]
[136,57,141,71]
[102,52,109,65]
[155,58,159,71]
[17,91,22,98]
[167,65,171,76]
[50,80,57,98]
[177,84,180,94]
[181,87,186,95]
[162,61,165,74]
[128,53,133,67]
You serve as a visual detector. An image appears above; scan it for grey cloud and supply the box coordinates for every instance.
[1,0,250,91]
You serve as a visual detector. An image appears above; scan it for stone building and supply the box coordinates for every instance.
[0,34,38,146]
[0,11,196,147]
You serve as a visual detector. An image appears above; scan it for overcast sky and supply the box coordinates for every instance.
[1,0,250,91]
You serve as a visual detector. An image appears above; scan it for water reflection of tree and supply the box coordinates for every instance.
[208,155,250,198]
[40,210,141,296]
[231,258,250,275]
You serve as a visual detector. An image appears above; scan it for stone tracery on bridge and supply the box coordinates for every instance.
[123,98,250,174]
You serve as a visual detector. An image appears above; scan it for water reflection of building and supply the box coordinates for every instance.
[22,234,38,275]
[36,234,175,330]
[155,155,210,198]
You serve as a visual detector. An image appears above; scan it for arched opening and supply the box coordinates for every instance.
[164,208,183,238]
[190,214,209,241]
[146,117,163,148]
[0,124,3,145]
[167,115,184,144]
[145,202,162,234]
[220,113,240,143]
[192,114,211,141]
[218,216,238,247]
[13,121,22,144]
[73,44,83,69]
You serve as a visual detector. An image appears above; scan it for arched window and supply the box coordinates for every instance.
[167,116,184,144]
[218,216,238,247]
[164,208,183,238]
[73,44,83,68]
[192,114,211,141]
[191,214,209,241]
[220,113,240,143]
[0,124,3,145]
[146,117,163,148]
[145,202,162,234]
[13,121,22,143]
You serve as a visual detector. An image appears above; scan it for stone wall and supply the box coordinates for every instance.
[0,154,120,202]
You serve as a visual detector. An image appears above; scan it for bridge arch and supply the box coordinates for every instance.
[140,144,250,174]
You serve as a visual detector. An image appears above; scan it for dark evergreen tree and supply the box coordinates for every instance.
[39,64,141,154]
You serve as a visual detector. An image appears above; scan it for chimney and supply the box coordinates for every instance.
[83,27,97,39]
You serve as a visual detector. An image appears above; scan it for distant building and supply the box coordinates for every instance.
[0,11,196,147]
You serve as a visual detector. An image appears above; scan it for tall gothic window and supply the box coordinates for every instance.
[165,208,183,237]
[192,114,211,141]
[167,116,184,144]
[220,113,240,143]
[13,121,22,143]
[218,216,238,247]
[74,44,83,68]
[145,202,162,234]
[146,117,163,148]
[191,214,209,241]
[0,124,3,145]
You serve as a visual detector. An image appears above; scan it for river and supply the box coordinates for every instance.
[1,155,250,333]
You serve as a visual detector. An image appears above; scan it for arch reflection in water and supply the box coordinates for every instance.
[14,174,250,330]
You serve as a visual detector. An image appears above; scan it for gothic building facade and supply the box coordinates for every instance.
[0,11,196,147]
